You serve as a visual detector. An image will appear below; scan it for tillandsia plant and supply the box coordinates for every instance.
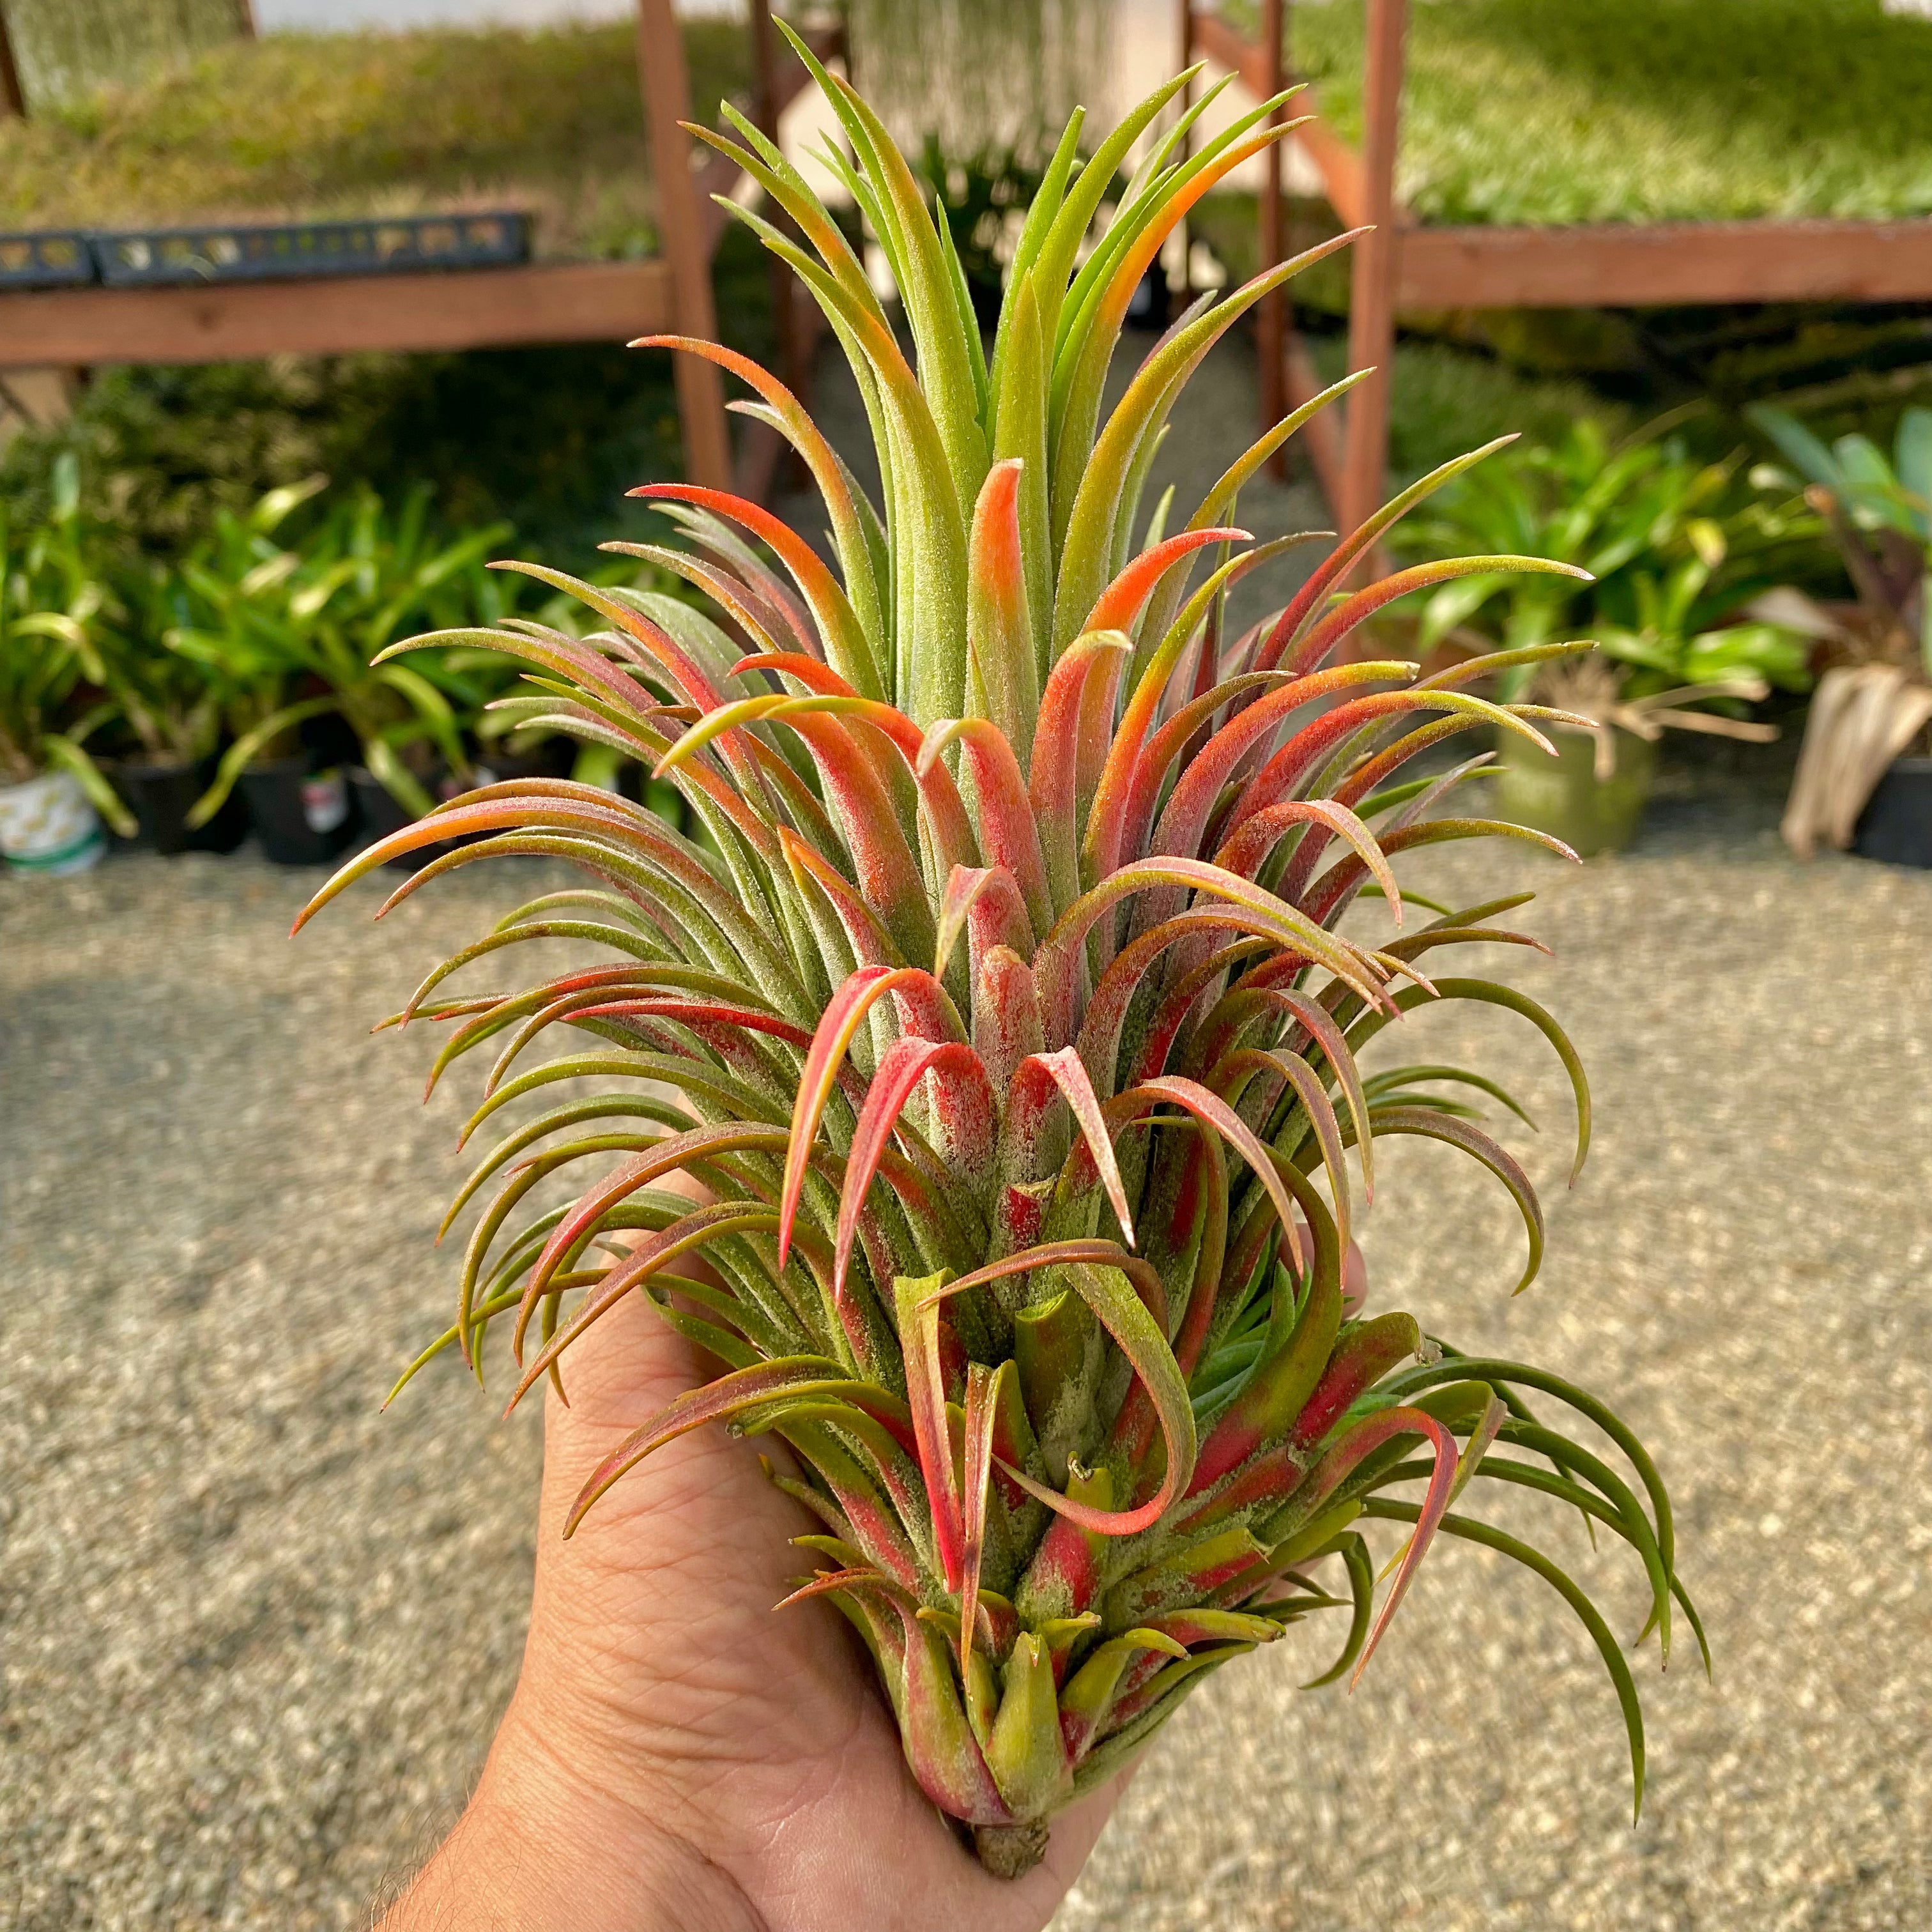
[295,50,1703,1880]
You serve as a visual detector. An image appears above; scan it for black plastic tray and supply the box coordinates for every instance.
[89,211,530,286]
[0,231,95,289]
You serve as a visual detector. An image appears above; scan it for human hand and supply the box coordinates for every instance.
[377,1282,1131,1931]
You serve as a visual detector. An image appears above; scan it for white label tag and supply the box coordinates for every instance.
[301,770,348,834]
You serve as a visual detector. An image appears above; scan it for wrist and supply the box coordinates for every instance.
[378,1689,764,1932]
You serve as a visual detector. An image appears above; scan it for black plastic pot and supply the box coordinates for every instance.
[1853,756,1932,869]
[239,759,354,866]
[473,739,573,786]
[349,767,465,872]
[112,756,249,855]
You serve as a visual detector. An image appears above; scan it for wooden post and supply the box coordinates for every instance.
[637,0,732,490]
[1174,0,1194,302]
[1255,0,1287,473]
[751,0,801,461]
[751,0,786,362]
[1338,0,1406,554]
[1,3,27,119]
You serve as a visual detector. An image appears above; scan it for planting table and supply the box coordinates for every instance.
[1183,0,1932,547]
[0,1,838,504]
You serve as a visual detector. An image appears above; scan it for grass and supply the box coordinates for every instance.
[1246,0,1932,226]
[0,20,752,259]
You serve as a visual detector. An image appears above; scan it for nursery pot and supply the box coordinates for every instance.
[0,768,106,875]
[239,758,353,866]
[1491,724,1655,858]
[112,757,249,856]
[349,767,466,872]
[1853,756,1932,869]
[472,739,572,786]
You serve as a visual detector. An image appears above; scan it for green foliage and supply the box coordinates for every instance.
[0,456,132,827]
[1271,0,1932,226]
[1396,418,1818,701]
[0,227,778,559]
[1751,402,1932,675]
[0,454,686,830]
[0,20,751,259]
[3,0,243,109]
[918,142,1057,327]
[169,480,518,820]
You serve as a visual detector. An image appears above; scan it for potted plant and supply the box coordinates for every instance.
[292,54,1701,1890]
[1399,422,1813,850]
[0,458,135,873]
[157,475,354,863]
[1490,553,1809,854]
[173,480,503,862]
[86,553,250,855]
[1747,404,1932,865]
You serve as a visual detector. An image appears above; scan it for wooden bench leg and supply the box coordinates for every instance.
[1338,0,1406,565]
[0,5,25,119]
[1255,0,1291,476]
[638,0,732,491]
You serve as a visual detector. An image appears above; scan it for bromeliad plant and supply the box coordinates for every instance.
[296,51,1702,1879]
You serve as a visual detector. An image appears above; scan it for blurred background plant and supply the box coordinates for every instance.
[1388,420,1818,852]
[1395,417,1816,710]
[0,453,700,866]
[1747,404,1932,855]
[847,0,1107,161]
[175,480,510,825]
[0,453,135,833]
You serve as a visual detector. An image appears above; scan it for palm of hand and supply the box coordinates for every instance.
[503,1287,1127,1932]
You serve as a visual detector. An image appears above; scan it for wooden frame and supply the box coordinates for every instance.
[1184,0,1932,544]
[0,1,838,502]
[0,3,25,121]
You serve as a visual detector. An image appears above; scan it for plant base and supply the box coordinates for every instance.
[1492,724,1655,857]
[972,1820,1050,1880]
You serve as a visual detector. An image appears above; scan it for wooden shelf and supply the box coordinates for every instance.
[1399,215,1932,312]
[0,258,673,368]
[0,3,841,501]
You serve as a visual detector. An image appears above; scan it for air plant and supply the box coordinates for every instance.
[296,50,1701,1880]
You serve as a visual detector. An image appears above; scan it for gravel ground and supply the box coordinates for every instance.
[4,754,1929,1931]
